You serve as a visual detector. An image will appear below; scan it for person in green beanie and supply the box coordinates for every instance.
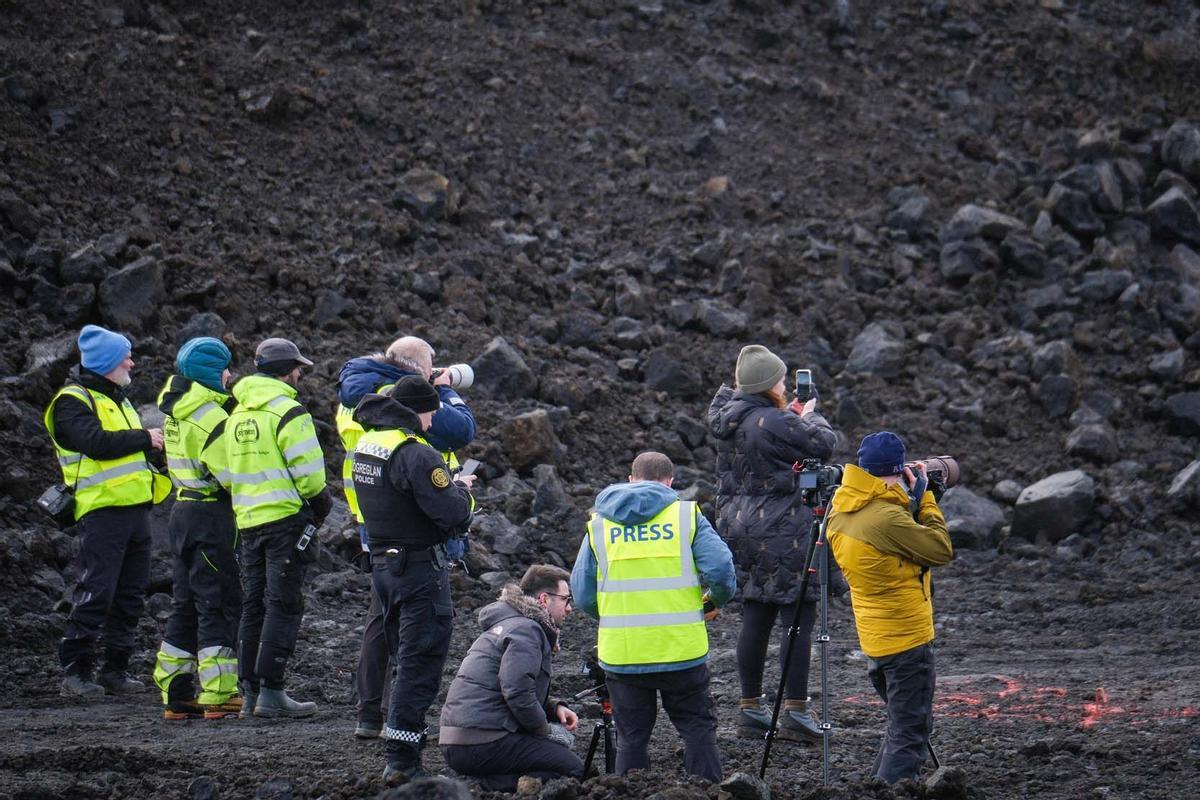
[706,344,843,742]
[152,337,244,720]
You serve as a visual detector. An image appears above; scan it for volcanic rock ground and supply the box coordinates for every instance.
[2,1,1199,799]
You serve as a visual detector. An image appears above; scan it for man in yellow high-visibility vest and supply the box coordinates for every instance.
[570,451,736,782]
[44,325,166,698]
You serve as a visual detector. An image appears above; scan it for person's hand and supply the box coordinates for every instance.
[789,398,817,416]
[904,462,927,491]
[702,592,719,621]
[555,704,578,732]
[147,428,164,450]
[431,369,452,387]
[455,473,477,490]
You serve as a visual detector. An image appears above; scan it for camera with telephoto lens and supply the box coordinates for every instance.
[905,455,960,500]
[430,363,474,389]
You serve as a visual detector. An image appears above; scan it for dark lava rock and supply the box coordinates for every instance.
[1000,233,1048,277]
[696,299,748,337]
[1046,183,1103,238]
[844,323,905,378]
[59,244,108,284]
[1075,269,1133,302]
[1145,186,1200,245]
[537,777,580,800]
[940,203,1025,242]
[1162,122,1200,183]
[1065,423,1118,463]
[0,191,43,239]
[254,778,291,800]
[940,238,998,281]
[887,192,931,237]
[1166,459,1200,506]
[473,336,537,400]
[1011,470,1095,543]
[1148,348,1185,380]
[940,486,1005,550]
[717,771,771,800]
[394,169,451,221]
[498,409,562,471]
[188,775,219,800]
[1164,392,1200,436]
[175,312,228,347]
[1037,374,1077,418]
[475,512,529,556]
[97,255,164,332]
[531,464,570,515]
[18,243,62,277]
[644,345,703,397]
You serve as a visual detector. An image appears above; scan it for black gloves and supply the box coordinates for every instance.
[308,488,332,526]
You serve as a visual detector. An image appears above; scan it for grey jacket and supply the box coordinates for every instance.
[438,585,565,745]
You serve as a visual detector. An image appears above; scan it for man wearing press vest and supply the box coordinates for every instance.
[226,337,330,719]
[570,451,736,782]
[43,324,166,698]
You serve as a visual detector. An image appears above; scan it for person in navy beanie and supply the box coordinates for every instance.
[43,325,165,698]
[152,337,245,719]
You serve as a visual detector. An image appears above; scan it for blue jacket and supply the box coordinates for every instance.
[337,355,476,453]
[570,480,736,674]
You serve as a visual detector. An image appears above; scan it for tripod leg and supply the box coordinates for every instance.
[583,724,603,776]
[604,719,615,774]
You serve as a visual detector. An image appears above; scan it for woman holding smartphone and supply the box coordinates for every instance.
[707,344,840,741]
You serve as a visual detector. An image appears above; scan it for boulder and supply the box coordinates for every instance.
[1164,392,1200,436]
[175,312,228,346]
[59,244,108,284]
[0,190,43,239]
[498,409,562,471]
[24,331,78,379]
[474,512,530,556]
[1046,183,1104,238]
[717,772,771,800]
[1161,122,1200,182]
[940,238,998,281]
[1010,470,1095,543]
[643,345,703,397]
[940,486,1005,550]
[1148,348,1185,380]
[1031,340,1080,380]
[1065,423,1118,463]
[1075,269,1133,302]
[940,204,1025,243]
[531,464,570,515]
[844,323,905,378]
[1166,459,1200,506]
[473,337,537,400]
[999,233,1048,277]
[696,299,748,337]
[1145,187,1200,245]
[614,274,650,318]
[394,169,451,220]
[97,255,164,332]
[1037,374,1076,418]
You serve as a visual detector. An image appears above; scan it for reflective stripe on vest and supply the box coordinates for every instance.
[339,384,458,524]
[161,382,230,501]
[43,384,153,519]
[226,378,325,530]
[590,500,707,666]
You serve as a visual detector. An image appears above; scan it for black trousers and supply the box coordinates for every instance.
[736,599,816,701]
[373,556,454,768]
[355,555,390,724]
[605,663,722,783]
[867,643,936,784]
[60,505,151,671]
[238,522,308,688]
[443,733,584,791]
[163,500,241,655]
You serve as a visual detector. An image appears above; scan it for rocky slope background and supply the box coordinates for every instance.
[2,1,1199,799]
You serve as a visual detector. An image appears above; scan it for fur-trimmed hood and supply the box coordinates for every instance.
[478,583,560,651]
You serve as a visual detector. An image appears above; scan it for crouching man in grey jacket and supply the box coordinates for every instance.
[440,565,584,790]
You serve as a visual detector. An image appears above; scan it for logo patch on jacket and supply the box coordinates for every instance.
[430,467,451,489]
[234,419,259,444]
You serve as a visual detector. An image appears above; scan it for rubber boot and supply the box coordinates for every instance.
[254,686,317,719]
[97,648,146,694]
[239,680,259,720]
[61,657,105,699]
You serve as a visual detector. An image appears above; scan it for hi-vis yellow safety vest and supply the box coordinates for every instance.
[44,384,156,519]
[588,500,707,666]
[337,384,458,523]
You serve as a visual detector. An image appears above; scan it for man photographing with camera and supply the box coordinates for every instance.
[826,431,953,784]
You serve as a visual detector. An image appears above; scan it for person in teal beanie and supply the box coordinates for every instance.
[152,336,244,719]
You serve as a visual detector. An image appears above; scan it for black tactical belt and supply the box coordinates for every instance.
[369,543,440,561]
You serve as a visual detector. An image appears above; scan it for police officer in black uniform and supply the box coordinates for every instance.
[351,375,474,782]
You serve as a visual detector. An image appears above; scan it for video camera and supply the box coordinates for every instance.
[795,458,842,491]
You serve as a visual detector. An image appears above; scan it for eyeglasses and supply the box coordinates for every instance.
[545,592,573,606]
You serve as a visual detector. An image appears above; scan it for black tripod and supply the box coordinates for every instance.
[571,683,616,775]
[759,479,838,785]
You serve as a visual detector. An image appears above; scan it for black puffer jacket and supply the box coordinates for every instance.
[707,384,842,604]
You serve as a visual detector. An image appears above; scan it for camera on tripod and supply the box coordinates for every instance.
[580,648,608,699]
[794,458,843,491]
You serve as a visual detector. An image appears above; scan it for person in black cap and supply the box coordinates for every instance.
[826,431,953,784]
[351,375,475,782]
[225,337,332,719]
